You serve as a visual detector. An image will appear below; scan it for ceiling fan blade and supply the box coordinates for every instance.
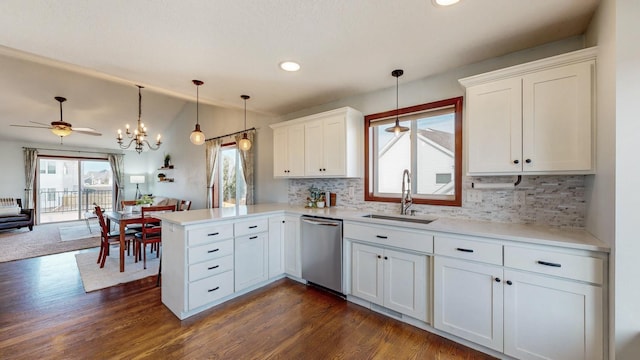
[10,124,51,129]
[29,120,53,127]
[72,128,102,136]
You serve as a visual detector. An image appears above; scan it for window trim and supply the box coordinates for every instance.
[364,96,463,207]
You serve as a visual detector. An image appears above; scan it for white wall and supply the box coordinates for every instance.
[0,140,27,199]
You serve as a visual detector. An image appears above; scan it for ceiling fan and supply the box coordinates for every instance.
[11,96,102,143]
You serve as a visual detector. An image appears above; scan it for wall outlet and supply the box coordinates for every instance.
[466,190,482,203]
[348,186,355,197]
[514,191,526,206]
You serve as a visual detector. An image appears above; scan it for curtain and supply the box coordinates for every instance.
[235,130,255,205]
[108,154,125,210]
[22,148,38,209]
[205,138,223,208]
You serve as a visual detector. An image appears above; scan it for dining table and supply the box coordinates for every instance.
[104,210,144,272]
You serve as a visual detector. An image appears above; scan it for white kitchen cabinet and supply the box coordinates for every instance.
[282,215,301,278]
[234,233,268,291]
[270,106,363,178]
[461,47,596,175]
[352,242,428,321]
[272,124,305,177]
[268,216,285,278]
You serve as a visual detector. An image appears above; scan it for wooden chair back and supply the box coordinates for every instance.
[121,200,138,208]
[94,205,109,238]
[179,200,192,211]
[140,205,176,238]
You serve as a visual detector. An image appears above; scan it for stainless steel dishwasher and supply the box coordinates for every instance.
[300,215,344,296]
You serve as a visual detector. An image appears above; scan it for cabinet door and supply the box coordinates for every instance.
[273,127,289,177]
[466,77,523,174]
[321,115,346,176]
[433,257,504,351]
[268,216,285,278]
[273,125,305,177]
[522,61,593,172]
[304,119,324,176]
[283,215,301,278]
[383,249,428,322]
[351,242,384,305]
[234,233,268,291]
[503,270,603,360]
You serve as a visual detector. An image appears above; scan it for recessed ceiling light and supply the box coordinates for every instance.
[432,0,460,6]
[279,61,301,72]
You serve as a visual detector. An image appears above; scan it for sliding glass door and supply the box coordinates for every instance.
[37,157,114,223]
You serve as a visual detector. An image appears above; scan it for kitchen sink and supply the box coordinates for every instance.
[361,214,435,225]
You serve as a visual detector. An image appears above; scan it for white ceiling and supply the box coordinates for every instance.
[0,0,600,150]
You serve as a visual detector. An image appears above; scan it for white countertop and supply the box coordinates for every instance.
[156,203,609,253]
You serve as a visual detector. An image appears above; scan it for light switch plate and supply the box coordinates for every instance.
[466,190,482,203]
[514,191,526,205]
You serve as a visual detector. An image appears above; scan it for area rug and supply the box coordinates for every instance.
[75,249,160,292]
[59,223,101,241]
[0,222,100,263]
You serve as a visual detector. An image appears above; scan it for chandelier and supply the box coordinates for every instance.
[117,85,162,153]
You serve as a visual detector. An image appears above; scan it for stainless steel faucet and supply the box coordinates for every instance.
[401,169,412,215]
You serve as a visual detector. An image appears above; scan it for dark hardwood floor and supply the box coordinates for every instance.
[0,250,495,360]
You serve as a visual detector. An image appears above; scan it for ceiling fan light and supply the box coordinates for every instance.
[51,126,72,137]
[190,123,205,145]
[238,132,252,151]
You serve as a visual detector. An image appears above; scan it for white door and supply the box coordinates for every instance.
[383,249,428,321]
[466,77,523,174]
[503,270,603,360]
[522,61,593,172]
[268,216,285,278]
[351,242,383,305]
[321,115,346,176]
[283,215,301,278]
[434,257,504,351]
[234,233,268,291]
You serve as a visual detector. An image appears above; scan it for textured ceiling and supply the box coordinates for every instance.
[0,0,600,149]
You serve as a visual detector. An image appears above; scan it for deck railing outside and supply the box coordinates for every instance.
[39,189,113,223]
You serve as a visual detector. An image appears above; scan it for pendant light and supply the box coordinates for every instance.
[385,69,409,135]
[190,80,205,145]
[238,95,252,151]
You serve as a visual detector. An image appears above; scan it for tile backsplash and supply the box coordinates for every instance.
[289,175,586,228]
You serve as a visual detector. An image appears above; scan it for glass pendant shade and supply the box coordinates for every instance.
[238,132,251,151]
[190,123,205,145]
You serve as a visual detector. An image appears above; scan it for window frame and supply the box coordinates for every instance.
[217,142,247,208]
[364,96,463,207]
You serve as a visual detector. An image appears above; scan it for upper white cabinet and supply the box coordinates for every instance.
[270,106,364,178]
[460,47,596,175]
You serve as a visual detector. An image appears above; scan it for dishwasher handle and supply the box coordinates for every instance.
[301,217,340,227]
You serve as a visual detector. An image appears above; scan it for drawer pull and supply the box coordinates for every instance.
[456,247,474,253]
[207,232,220,236]
[207,265,220,270]
[495,277,501,283]
[537,260,562,268]
[207,248,220,253]
[248,225,258,229]
[376,235,388,239]
[506,280,513,286]
[249,236,258,240]
[208,286,220,292]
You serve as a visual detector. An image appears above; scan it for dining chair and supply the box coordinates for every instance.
[179,200,191,211]
[121,199,144,232]
[94,205,137,268]
[134,205,176,269]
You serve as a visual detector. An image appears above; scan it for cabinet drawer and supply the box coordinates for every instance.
[189,255,234,282]
[434,236,503,265]
[188,270,234,310]
[234,218,269,237]
[504,246,603,284]
[188,223,234,247]
[188,239,234,264]
[344,223,433,254]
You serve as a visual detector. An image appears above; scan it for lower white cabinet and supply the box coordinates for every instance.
[234,233,268,291]
[352,242,428,322]
[283,215,301,278]
[268,216,285,278]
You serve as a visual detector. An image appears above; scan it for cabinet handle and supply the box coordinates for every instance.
[248,225,258,229]
[456,247,474,253]
[537,260,561,268]
[207,248,220,253]
[384,256,388,260]
[495,277,501,283]
[376,235,388,239]
[377,255,381,259]
[282,220,285,223]
[207,286,220,292]
[207,232,219,237]
[513,159,520,164]
[506,280,513,285]
[249,236,258,239]
[525,159,532,164]
[208,265,220,270]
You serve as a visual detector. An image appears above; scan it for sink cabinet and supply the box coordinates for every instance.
[234,218,269,291]
[270,106,364,178]
[460,47,596,175]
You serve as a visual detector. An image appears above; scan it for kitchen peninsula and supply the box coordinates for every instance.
[157,204,609,360]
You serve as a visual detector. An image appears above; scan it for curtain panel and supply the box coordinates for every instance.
[234,130,255,205]
[205,138,223,208]
[108,154,125,210]
[22,148,38,209]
